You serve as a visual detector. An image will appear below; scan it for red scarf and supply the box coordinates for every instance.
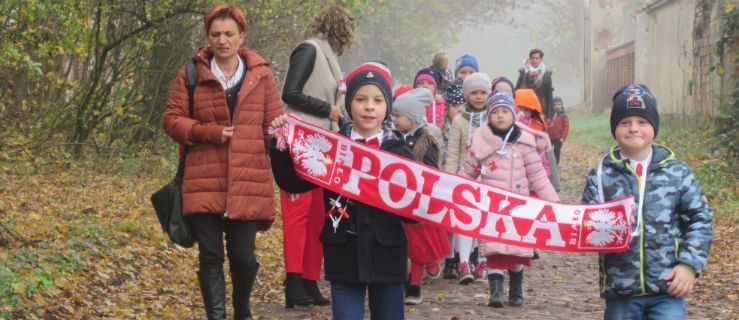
[275,114,634,253]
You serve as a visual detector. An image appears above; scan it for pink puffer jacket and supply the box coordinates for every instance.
[459,123,558,201]
[460,123,558,257]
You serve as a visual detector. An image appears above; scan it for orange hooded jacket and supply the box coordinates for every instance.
[514,88,546,131]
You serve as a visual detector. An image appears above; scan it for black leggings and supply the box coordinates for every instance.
[551,139,563,165]
[189,214,259,274]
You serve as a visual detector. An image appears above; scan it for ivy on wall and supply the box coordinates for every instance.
[713,2,739,159]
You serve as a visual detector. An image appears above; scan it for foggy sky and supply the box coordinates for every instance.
[444,23,580,108]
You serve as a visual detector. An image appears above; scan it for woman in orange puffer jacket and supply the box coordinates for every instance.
[162,5,282,320]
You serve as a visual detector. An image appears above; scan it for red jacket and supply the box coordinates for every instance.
[162,47,283,230]
[546,112,569,140]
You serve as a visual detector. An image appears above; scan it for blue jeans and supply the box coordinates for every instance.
[330,281,404,320]
[604,294,686,320]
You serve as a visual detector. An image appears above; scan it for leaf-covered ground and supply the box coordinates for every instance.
[1,121,737,319]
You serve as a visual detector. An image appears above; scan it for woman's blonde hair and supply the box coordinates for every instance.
[432,53,448,70]
[304,5,355,56]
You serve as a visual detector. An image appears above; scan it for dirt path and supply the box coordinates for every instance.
[250,250,603,320]
[246,136,732,320]
[5,119,736,319]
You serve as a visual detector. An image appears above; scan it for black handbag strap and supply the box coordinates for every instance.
[175,59,198,182]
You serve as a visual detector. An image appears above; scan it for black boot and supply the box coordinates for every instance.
[303,279,330,306]
[197,267,227,320]
[470,247,479,266]
[532,250,540,260]
[443,252,460,280]
[508,270,524,307]
[404,284,422,305]
[232,263,259,320]
[487,273,505,308]
[284,273,313,308]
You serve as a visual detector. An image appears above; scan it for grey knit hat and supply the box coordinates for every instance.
[393,88,434,124]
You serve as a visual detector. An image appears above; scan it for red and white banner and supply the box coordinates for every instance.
[277,114,634,253]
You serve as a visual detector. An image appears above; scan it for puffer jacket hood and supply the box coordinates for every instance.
[515,88,546,131]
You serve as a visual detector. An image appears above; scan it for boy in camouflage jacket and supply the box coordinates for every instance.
[581,84,713,320]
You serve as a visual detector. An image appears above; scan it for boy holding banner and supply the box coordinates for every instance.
[581,84,713,320]
[270,62,414,320]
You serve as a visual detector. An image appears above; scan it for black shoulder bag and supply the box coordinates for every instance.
[150,59,198,248]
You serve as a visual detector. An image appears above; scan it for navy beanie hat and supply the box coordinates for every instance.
[610,83,659,137]
[414,67,441,90]
[345,62,394,121]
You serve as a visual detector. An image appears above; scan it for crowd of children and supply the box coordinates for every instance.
[268,53,714,319]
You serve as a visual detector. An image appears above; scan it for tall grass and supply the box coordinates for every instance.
[567,112,613,151]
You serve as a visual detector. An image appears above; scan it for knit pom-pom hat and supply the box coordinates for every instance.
[345,62,393,120]
[487,90,518,119]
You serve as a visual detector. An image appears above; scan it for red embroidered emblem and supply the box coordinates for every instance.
[488,161,498,172]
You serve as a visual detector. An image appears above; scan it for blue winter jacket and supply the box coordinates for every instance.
[581,144,713,299]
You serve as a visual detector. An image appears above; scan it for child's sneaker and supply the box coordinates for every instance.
[425,261,442,279]
[473,261,487,282]
[404,284,422,305]
[457,262,474,285]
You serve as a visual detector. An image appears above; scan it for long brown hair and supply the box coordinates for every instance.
[303,5,355,56]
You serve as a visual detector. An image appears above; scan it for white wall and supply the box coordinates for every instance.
[639,1,695,115]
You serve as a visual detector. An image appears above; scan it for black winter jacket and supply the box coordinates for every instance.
[281,43,331,118]
[270,129,415,284]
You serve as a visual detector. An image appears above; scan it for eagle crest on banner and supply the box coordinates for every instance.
[292,130,333,177]
[582,209,629,247]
